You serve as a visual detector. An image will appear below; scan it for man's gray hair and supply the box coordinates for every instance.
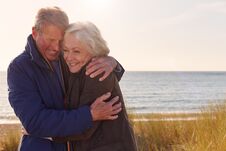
[34,7,69,32]
[65,22,110,57]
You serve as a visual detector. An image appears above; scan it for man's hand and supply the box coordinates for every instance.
[86,56,117,81]
[90,92,122,121]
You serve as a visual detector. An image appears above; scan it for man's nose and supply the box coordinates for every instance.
[51,41,60,51]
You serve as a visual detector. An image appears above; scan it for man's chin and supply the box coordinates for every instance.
[47,56,59,61]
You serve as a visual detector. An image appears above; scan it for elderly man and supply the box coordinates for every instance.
[7,7,124,151]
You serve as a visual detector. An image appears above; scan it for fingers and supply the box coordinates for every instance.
[108,96,119,106]
[108,115,118,120]
[111,107,122,116]
[86,57,99,70]
[89,67,111,81]
[97,92,111,102]
[86,64,106,80]
[91,92,111,108]
[99,70,111,81]
[90,68,105,79]
[85,56,114,81]
[112,102,122,111]
[86,58,103,75]
[88,63,104,76]
[91,95,122,121]
[105,103,122,120]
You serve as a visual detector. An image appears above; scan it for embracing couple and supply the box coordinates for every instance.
[7,7,137,151]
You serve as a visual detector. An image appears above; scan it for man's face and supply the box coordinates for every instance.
[32,24,64,61]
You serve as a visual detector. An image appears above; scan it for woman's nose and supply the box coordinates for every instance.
[65,52,73,61]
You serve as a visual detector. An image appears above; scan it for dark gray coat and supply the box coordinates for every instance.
[54,62,137,151]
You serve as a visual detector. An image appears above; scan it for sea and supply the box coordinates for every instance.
[1,71,226,123]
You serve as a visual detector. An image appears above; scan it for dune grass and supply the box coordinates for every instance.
[129,103,226,151]
[1,103,226,151]
[0,128,20,151]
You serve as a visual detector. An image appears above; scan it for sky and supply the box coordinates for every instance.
[0,0,226,71]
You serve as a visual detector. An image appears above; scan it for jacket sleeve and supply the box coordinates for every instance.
[7,61,93,137]
[53,71,116,142]
[114,60,125,81]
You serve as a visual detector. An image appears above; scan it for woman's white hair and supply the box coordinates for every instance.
[64,22,110,57]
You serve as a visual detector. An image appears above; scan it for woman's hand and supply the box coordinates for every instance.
[86,56,117,81]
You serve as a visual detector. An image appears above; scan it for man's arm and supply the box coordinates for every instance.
[86,56,125,81]
[52,94,120,142]
[7,61,120,138]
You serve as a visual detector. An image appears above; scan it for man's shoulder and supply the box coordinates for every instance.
[8,50,32,71]
[11,51,30,64]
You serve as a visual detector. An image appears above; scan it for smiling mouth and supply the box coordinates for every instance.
[69,63,75,66]
[68,62,79,67]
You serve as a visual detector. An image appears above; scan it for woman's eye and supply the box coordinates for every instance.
[73,50,80,54]
[63,49,68,53]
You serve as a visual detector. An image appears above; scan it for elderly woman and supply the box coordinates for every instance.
[54,22,137,151]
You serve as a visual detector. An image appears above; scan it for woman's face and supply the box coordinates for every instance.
[63,33,92,73]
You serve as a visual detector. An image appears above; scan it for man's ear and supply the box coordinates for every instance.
[32,27,37,39]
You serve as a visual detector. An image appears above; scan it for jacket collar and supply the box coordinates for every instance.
[25,34,53,71]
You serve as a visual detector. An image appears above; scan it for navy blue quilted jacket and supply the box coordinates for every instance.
[7,35,93,151]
